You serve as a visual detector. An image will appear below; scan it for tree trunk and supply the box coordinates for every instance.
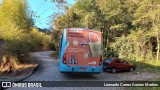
[106,28,110,57]
[0,39,6,65]
[156,37,159,60]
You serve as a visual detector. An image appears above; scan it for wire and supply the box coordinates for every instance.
[34,15,52,28]
[35,0,60,28]
[37,19,52,28]
[38,15,52,22]
[38,5,53,16]
[38,21,45,28]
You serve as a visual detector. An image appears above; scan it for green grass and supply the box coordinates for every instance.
[127,60,160,90]
[153,78,160,81]
[127,60,160,73]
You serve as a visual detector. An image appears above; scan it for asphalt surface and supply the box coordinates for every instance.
[6,51,126,90]
[25,51,120,81]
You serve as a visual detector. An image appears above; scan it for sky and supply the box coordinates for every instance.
[28,0,75,29]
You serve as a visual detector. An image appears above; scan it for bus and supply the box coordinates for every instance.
[59,28,103,74]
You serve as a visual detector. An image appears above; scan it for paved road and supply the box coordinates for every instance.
[7,51,124,90]
[28,51,122,81]
[8,51,148,90]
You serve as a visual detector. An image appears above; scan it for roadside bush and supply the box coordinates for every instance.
[51,40,59,58]
[112,30,154,61]
[0,24,30,62]
[0,0,52,64]
[0,26,52,62]
[48,40,56,50]
[29,27,52,51]
[51,30,61,57]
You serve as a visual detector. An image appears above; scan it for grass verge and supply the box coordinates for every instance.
[126,60,160,90]
[127,60,160,73]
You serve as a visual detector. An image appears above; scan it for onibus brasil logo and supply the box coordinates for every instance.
[2,82,42,88]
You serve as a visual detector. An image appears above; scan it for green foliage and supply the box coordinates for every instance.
[52,0,160,62]
[29,28,52,51]
[127,59,160,73]
[111,0,160,61]
[52,30,61,51]
[112,30,154,61]
[52,0,136,57]
[0,0,31,31]
[50,30,61,57]
[2,26,52,60]
[0,0,52,62]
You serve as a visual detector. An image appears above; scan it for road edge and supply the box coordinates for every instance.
[0,57,40,90]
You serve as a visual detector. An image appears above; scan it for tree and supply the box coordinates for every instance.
[52,0,160,61]
[0,0,52,62]
[133,0,160,60]
[0,0,31,31]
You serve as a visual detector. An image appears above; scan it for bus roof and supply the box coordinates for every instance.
[65,28,101,33]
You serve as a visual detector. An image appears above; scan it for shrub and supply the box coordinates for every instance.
[0,26,52,62]
[29,27,52,51]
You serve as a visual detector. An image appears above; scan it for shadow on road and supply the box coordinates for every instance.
[61,73,98,80]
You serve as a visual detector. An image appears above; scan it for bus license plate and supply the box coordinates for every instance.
[68,59,78,64]
[80,68,86,71]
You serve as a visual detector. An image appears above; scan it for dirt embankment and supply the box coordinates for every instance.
[0,55,38,77]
